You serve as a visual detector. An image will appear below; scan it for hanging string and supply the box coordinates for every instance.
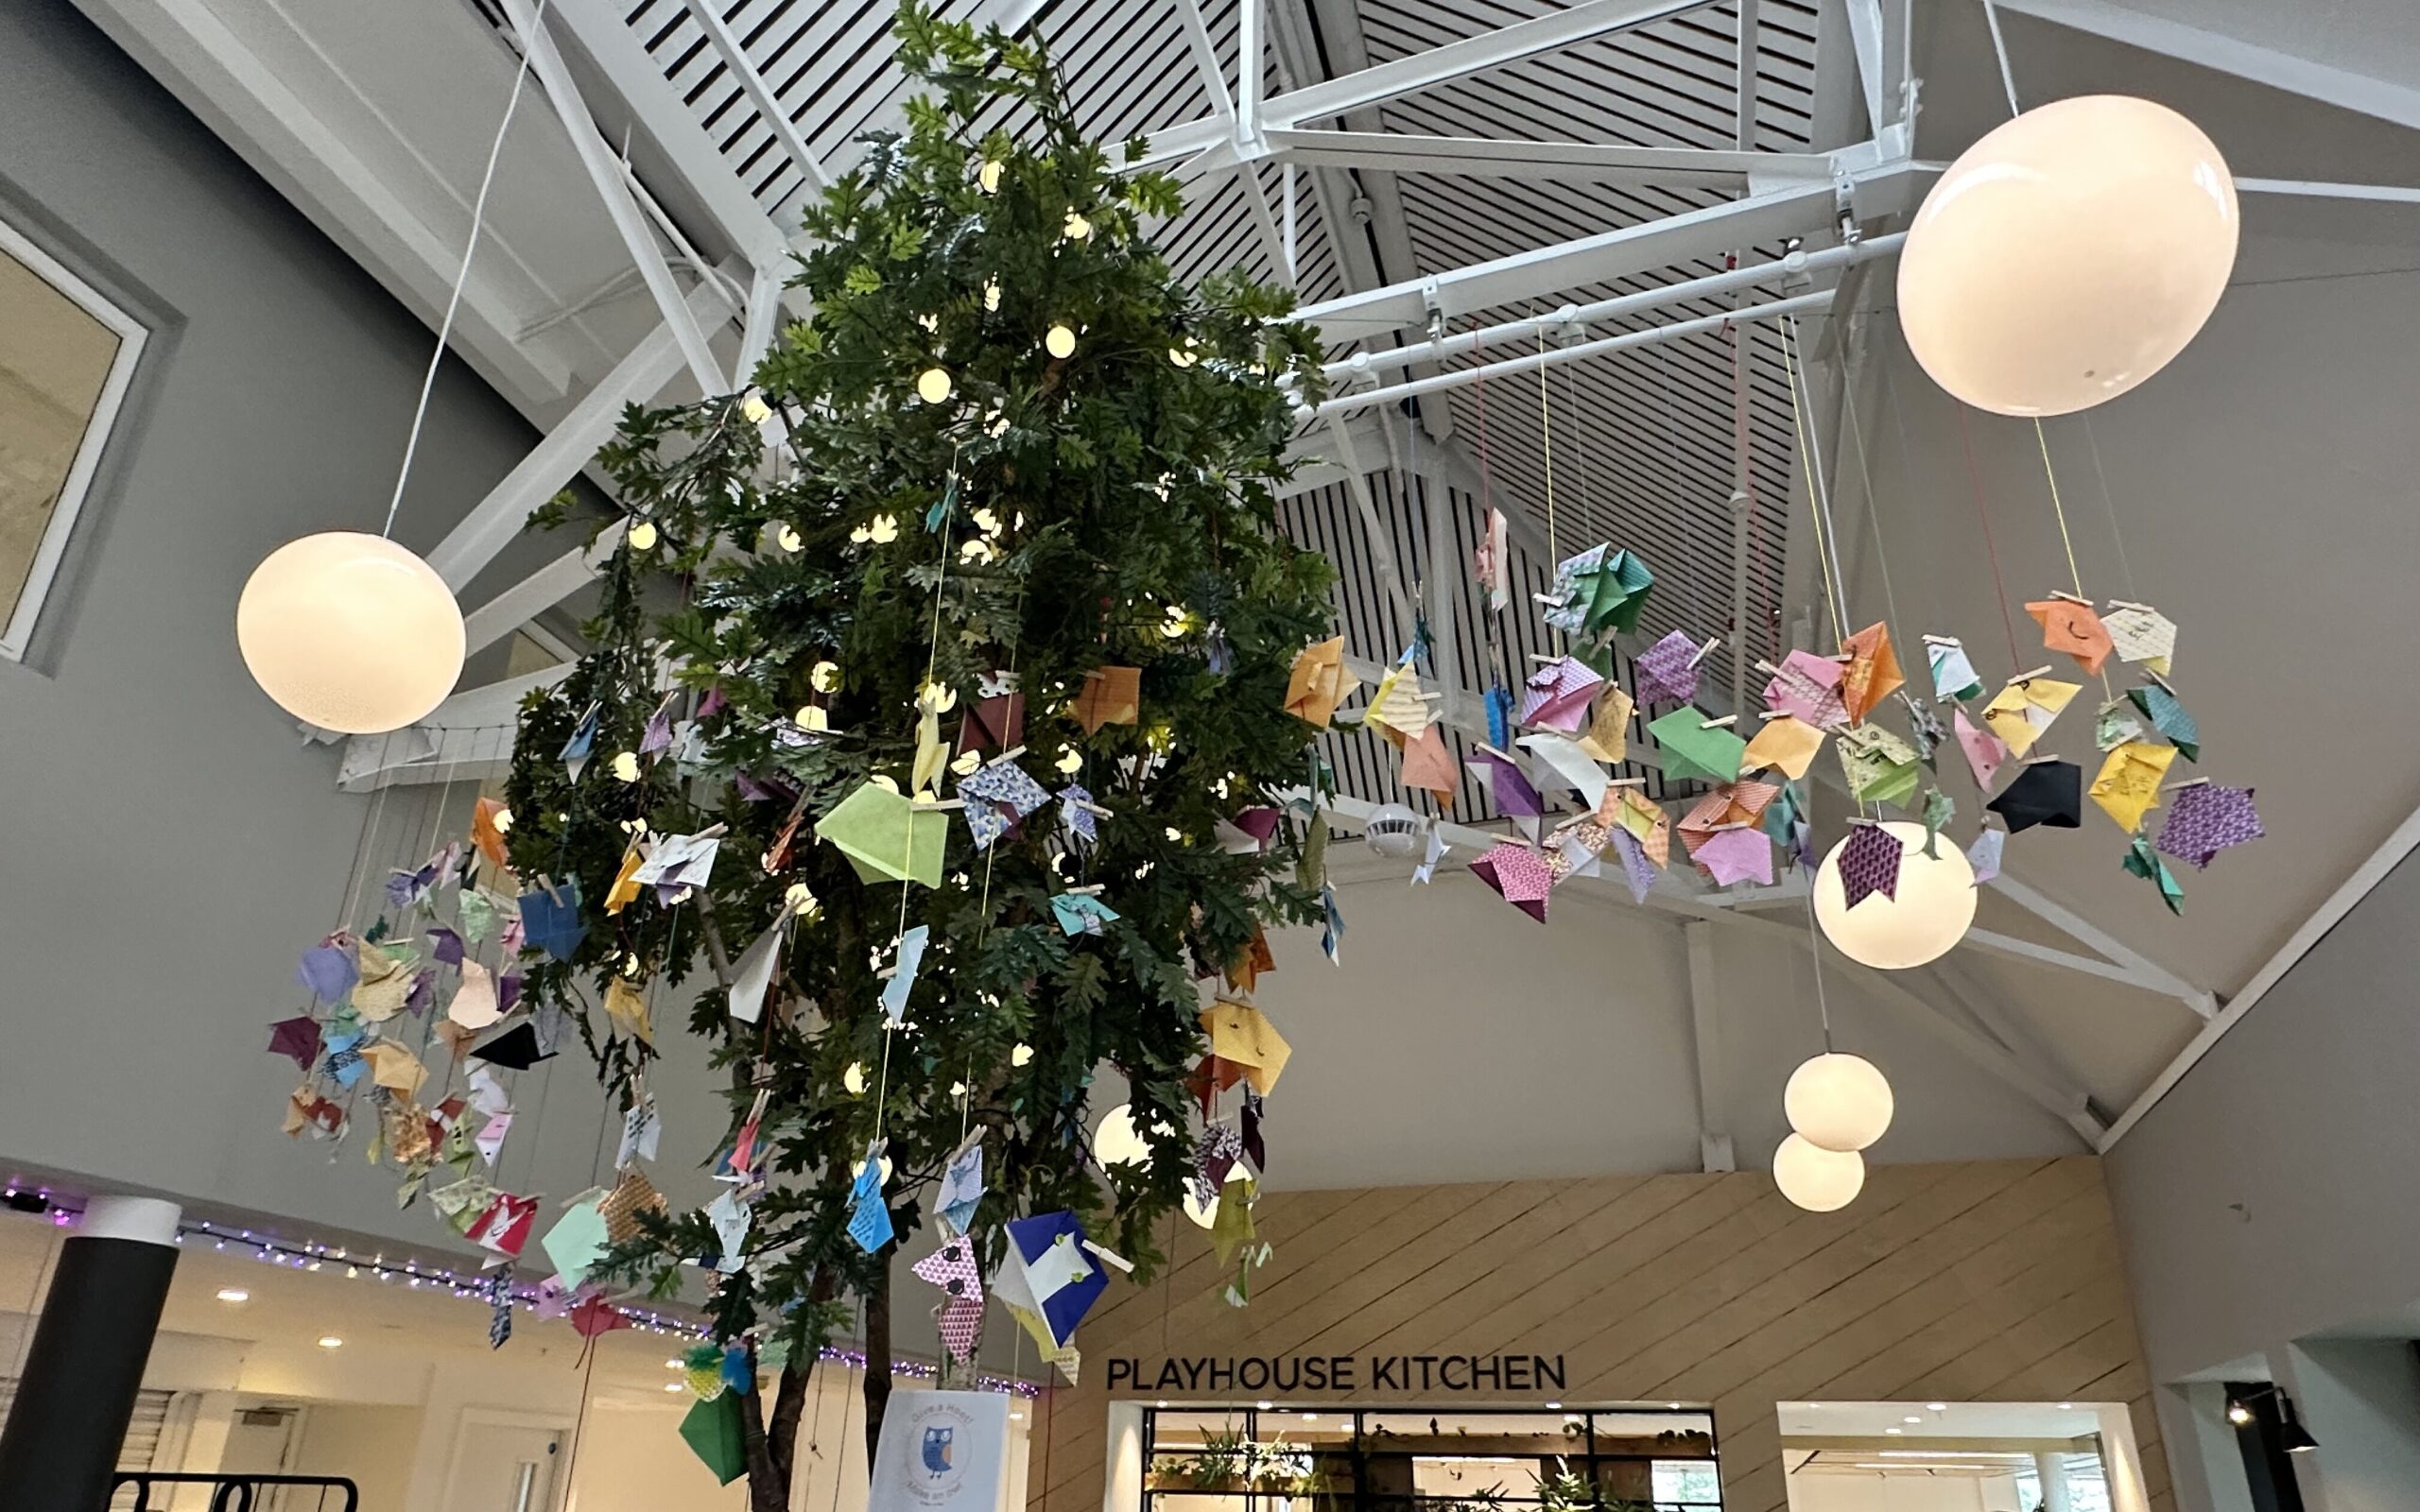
[1800,889,1837,1054]
[2077,413,2141,599]
[1953,407,2024,665]
[1776,314,1848,650]
[2031,420,2117,702]
[1977,0,2024,117]
[383,0,551,538]
[1838,348,1908,652]
[1533,325,1560,572]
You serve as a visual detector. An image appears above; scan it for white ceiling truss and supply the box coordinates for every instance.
[81,0,2420,1160]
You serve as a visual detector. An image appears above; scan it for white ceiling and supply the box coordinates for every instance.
[60,0,2420,1201]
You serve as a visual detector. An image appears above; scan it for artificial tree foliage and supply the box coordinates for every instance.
[501,5,1334,1502]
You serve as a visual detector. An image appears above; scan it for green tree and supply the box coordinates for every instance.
[501,6,1334,1503]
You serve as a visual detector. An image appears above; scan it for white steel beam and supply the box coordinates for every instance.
[500,0,727,398]
[1990,0,2420,135]
[1927,957,2108,1145]
[1315,291,1836,421]
[459,521,627,657]
[676,0,833,197]
[541,0,792,269]
[1270,0,1720,128]
[1684,922,1738,1172]
[337,664,577,793]
[1989,875,2215,1018]
[424,277,732,590]
[2099,798,2420,1150]
[1262,129,1830,189]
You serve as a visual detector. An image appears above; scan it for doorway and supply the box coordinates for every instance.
[441,1412,566,1512]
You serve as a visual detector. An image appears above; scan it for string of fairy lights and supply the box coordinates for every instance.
[0,1192,1040,1398]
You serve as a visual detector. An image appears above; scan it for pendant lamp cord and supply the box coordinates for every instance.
[1977,0,2023,116]
[382,0,551,538]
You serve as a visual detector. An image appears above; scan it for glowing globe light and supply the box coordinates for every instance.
[1045,323,1078,359]
[1094,1103,1172,1170]
[1897,94,2238,416]
[1784,1053,1895,1153]
[1773,1134,1866,1212]
[1814,821,1976,970]
[236,531,464,734]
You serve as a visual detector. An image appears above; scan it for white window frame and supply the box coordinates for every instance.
[0,214,148,662]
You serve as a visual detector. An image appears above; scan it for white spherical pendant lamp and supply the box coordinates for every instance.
[1785,1053,1895,1153]
[1093,1103,1156,1170]
[1814,821,1976,970]
[1897,94,2238,417]
[1773,1134,1866,1212]
[237,531,464,734]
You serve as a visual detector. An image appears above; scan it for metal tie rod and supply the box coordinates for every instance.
[1321,233,1904,385]
[1310,290,1837,421]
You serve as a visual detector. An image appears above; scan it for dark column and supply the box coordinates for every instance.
[0,1196,180,1511]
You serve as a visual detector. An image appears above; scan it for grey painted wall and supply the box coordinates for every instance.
[0,1,731,1256]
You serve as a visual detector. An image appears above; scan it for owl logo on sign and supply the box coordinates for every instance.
[922,1424,956,1476]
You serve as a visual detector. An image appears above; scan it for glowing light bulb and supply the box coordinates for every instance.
[1045,323,1077,359]
[612,751,641,782]
[843,1062,867,1095]
[1011,1043,1034,1067]
[916,368,953,404]
[628,520,659,552]
[776,524,803,553]
[236,532,465,734]
[977,160,1003,194]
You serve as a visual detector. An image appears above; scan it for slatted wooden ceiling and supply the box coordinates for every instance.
[598,0,1828,810]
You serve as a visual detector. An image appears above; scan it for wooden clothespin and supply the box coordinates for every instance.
[1688,635,1722,668]
[1063,882,1108,896]
[1607,777,1648,789]
[2162,777,2211,792]
[995,744,1028,763]
[1069,797,1115,817]
[2012,665,2053,683]
[912,797,967,811]
[1529,653,1563,664]
[1475,742,1520,764]
[2024,754,2064,765]
[1754,659,1785,677]
[1921,633,1962,645]
[2148,669,2177,695]
[1699,714,1738,730]
[1844,815,1877,828]
[2048,590,2092,605]
[2107,598,2155,613]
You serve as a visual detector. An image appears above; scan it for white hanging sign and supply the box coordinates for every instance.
[868,1388,1013,1510]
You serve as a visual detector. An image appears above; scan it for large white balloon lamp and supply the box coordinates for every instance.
[1897,94,2238,417]
[238,532,464,733]
[1093,1103,1150,1169]
[1814,821,1976,970]
[1785,1053,1895,1153]
[1773,1134,1866,1212]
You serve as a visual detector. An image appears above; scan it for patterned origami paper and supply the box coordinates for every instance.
[1542,543,1654,638]
[910,701,950,797]
[1632,630,1704,708]
[2156,783,2263,868]
[960,756,1052,850]
[1469,841,1554,922]
[1840,623,1905,724]
[704,1188,752,1274]
[1695,826,1774,886]
[1647,708,1746,784]
[1363,662,1439,748]
[1518,731,1610,810]
[1609,826,1659,903]
[1050,892,1119,936]
[1762,649,1849,729]
[470,796,511,873]
[1764,782,1816,874]
[1469,746,1545,838]
[936,1138,984,1235]
[1981,675,2082,758]
[639,692,678,755]
[1215,806,1283,854]
[633,832,722,902]
[1201,1000,1292,1093]
[818,782,948,886]
[1519,656,1604,732]
[878,926,929,1026]
[2127,681,2201,761]
[1952,707,2006,790]
[1678,782,1779,855]
[2090,741,2180,832]
[603,976,652,1044]
[1989,760,2083,833]
[599,1167,668,1245]
[1901,694,1946,769]
[1284,638,1356,729]
[847,1146,894,1253]
[465,1192,538,1259]
[912,1235,988,1361]
[559,704,599,782]
[2095,697,2147,751]
[1476,507,1511,611]
[1836,822,1905,908]
[1548,816,1611,885]
[296,938,358,1003]
[617,1097,660,1168]
[2027,595,2115,674]
[1836,723,1922,808]
[1921,787,1956,857]
[1744,713,1824,781]
[1926,636,1984,702]
[267,1016,320,1071]
[993,1211,1110,1350]
[1071,666,1141,734]
[959,689,1027,753]
[2123,833,2187,915]
[1609,787,1671,868]
[1579,685,1634,763]
[1222,926,1275,994]
[1059,784,1100,851]
[1397,723,1460,803]
[1967,825,2005,884]
[1484,680,1514,748]
[2102,602,2177,675]
[1321,882,1345,963]
[354,941,414,1022]
[363,1040,427,1097]
[1196,1122,1244,1194]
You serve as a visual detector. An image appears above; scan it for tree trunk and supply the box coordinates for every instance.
[738,1355,786,1512]
[862,1261,894,1470]
[767,1360,810,1491]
